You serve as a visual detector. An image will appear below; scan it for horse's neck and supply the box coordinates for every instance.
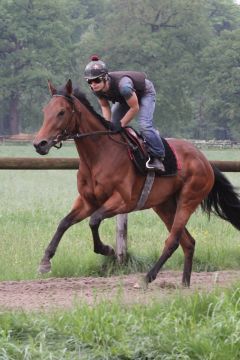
[76,103,106,133]
[74,105,116,165]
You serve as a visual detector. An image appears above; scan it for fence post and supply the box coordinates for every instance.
[116,214,128,263]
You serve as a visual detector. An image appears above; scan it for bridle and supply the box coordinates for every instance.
[51,94,127,149]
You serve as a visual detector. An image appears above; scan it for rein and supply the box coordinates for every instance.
[68,130,118,140]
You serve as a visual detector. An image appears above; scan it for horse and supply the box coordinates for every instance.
[33,79,240,287]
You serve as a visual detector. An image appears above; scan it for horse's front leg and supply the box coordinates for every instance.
[38,196,94,273]
[89,213,115,256]
[89,192,127,257]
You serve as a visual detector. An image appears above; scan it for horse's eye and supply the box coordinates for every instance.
[58,110,65,117]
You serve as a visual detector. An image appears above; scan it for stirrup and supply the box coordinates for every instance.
[146,157,155,169]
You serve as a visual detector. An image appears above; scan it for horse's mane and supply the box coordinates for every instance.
[57,85,112,130]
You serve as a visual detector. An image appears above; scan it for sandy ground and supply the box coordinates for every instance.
[0,270,239,312]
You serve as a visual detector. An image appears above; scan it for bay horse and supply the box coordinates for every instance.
[33,79,240,287]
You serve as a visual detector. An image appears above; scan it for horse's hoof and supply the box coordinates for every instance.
[94,245,115,257]
[38,262,51,274]
[182,281,190,288]
[108,246,115,256]
[146,271,156,284]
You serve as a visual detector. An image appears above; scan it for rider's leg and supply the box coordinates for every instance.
[138,82,165,171]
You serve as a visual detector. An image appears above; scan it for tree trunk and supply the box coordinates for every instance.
[9,92,20,135]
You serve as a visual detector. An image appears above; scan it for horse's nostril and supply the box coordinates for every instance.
[39,140,48,147]
[33,140,48,149]
[33,139,49,154]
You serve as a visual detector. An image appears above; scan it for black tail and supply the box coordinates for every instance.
[201,165,240,230]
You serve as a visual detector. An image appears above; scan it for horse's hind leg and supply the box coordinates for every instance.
[181,228,195,286]
[148,197,197,286]
[38,196,93,273]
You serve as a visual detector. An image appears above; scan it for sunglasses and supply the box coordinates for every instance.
[87,77,104,85]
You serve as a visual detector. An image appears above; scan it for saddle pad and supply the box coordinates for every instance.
[123,127,180,176]
[160,138,180,176]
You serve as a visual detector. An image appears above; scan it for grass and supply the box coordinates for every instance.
[0,285,240,359]
[0,144,240,280]
[0,144,240,359]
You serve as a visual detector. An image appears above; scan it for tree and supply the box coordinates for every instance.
[0,0,87,135]
[199,28,240,139]
[1,0,240,138]
[78,0,213,136]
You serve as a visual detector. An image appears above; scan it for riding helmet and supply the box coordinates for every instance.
[84,55,108,80]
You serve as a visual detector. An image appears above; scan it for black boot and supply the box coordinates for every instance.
[146,157,165,172]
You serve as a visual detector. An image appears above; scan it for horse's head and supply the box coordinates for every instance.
[33,79,75,155]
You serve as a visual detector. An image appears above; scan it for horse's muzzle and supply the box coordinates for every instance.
[33,139,51,155]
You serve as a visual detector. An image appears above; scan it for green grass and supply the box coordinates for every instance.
[1,144,240,359]
[0,286,240,359]
[0,144,240,280]
[202,148,240,161]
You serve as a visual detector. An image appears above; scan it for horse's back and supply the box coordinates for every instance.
[167,138,211,166]
[167,138,202,156]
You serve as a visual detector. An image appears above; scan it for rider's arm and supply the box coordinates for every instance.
[118,77,139,127]
[98,97,111,121]
[120,92,139,127]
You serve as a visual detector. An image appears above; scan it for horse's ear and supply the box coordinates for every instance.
[65,79,73,96]
[48,80,57,96]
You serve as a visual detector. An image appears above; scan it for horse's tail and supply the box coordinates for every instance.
[201,165,240,230]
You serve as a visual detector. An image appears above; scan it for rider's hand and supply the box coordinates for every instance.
[111,122,123,132]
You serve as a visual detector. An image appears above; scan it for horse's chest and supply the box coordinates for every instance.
[79,177,109,205]
[92,180,110,203]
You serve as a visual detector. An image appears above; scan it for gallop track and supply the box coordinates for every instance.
[0,271,239,311]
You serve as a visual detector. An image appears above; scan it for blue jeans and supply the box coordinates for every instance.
[111,91,165,158]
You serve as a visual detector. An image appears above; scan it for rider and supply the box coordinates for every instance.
[84,55,165,172]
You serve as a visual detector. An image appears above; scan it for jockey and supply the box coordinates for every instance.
[84,55,165,172]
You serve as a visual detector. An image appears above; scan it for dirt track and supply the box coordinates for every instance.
[0,271,239,311]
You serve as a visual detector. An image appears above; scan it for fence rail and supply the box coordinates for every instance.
[0,157,240,172]
[0,157,79,170]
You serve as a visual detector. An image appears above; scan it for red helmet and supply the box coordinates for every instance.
[84,55,108,80]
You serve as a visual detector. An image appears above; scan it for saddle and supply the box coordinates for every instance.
[122,127,180,176]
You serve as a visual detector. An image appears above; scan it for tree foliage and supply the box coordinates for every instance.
[0,0,240,139]
[0,0,87,134]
